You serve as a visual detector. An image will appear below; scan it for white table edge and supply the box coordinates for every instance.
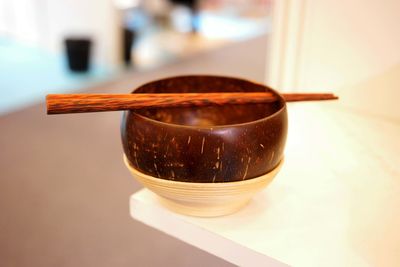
[130,189,288,267]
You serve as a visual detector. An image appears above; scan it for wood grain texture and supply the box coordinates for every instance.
[46,92,338,114]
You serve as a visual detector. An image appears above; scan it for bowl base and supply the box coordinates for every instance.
[156,195,251,217]
[124,154,283,217]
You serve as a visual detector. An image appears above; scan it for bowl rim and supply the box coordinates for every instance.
[128,74,287,130]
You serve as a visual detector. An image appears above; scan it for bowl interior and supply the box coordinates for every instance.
[134,76,284,127]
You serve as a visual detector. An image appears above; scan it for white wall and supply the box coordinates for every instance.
[267,0,400,92]
[300,0,400,91]
[0,0,41,43]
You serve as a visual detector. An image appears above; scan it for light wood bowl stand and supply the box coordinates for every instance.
[124,154,283,217]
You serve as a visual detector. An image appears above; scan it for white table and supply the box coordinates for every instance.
[130,65,400,266]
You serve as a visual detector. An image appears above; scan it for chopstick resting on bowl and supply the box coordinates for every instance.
[46,92,338,115]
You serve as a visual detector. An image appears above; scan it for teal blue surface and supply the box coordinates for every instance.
[0,38,116,115]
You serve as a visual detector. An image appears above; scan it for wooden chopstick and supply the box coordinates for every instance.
[46,92,338,114]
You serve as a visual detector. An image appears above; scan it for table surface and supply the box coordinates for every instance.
[130,62,400,266]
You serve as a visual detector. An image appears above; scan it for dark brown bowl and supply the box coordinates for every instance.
[121,75,287,183]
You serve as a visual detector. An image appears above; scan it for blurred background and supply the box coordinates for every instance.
[1,0,399,266]
[0,0,271,115]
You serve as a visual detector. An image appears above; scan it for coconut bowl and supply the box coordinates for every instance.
[122,75,287,216]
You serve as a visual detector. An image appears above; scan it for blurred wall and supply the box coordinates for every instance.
[0,0,122,67]
[299,0,400,90]
[0,0,41,43]
[267,0,400,91]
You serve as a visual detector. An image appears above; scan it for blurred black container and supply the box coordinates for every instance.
[64,38,92,72]
[123,28,135,66]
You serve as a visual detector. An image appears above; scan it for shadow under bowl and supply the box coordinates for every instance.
[121,75,288,183]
